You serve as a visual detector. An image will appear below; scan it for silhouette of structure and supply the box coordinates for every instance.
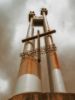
[9,8,75,100]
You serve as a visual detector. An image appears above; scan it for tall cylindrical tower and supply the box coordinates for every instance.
[9,8,67,100]
[41,8,66,93]
[10,11,42,100]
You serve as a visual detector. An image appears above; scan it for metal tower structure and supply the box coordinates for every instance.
[9,8,71,100]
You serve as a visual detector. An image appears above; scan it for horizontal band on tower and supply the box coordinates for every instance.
[52,69,66,93]
[12,74,42,97]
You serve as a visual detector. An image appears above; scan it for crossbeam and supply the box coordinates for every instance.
[22,30,56,43]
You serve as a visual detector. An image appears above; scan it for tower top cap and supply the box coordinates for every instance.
[41,8,48,15]
[29,11,35,22]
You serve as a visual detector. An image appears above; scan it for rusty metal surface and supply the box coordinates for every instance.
[19,55,39,76]
[9,93,75,100]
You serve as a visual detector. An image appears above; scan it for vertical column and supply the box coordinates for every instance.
[41,8,66,94]
[10,11,42,100]
[49,35,66,93]
[24,11,35,52]
[41,8,54,92]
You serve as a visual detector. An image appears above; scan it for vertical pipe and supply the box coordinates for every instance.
[49,36,66,93]
[24,18,34,52]
[37,30,41,63]
[41,9,54,92]
[41,8,66,94]
[37,30,41,82]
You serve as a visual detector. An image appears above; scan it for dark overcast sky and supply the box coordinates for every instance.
[0,0,75,99]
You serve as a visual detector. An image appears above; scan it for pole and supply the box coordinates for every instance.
[41,8,54,92]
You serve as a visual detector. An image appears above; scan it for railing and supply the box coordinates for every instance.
[9,93,75,100]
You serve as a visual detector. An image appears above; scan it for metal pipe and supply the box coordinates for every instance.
[42,9,66,93]
[37,30,41,80]
[37,30,41,63]
[42,11,54,92]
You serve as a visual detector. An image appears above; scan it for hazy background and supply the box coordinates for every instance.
[0,0,75,99]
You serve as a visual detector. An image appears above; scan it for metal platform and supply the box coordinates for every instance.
[33,16,44,26]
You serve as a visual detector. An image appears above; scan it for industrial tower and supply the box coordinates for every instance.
[9,8,71,100]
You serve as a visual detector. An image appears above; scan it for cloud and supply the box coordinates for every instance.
[0,0,27,99]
